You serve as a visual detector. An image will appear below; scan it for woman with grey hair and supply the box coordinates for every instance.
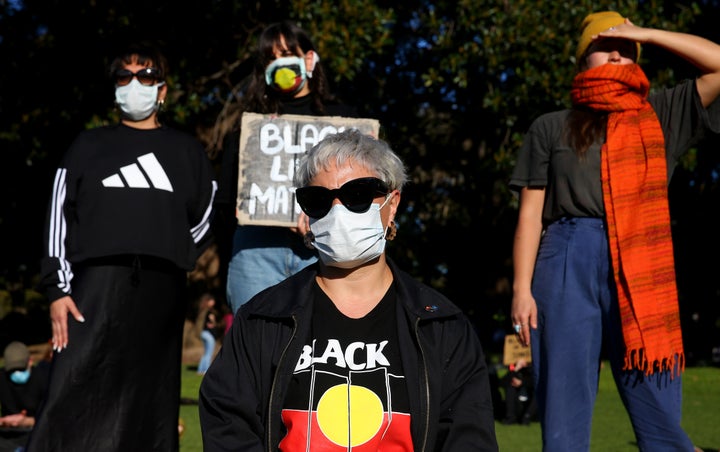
[200,129,498,451]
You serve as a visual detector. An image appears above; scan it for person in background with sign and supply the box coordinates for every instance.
[200,130,498,451]
[214,20,359,314]
[509,10,720,452]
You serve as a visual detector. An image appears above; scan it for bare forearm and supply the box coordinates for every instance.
[512,188,545,295]
[513,223,542,294]
[601,21,720,106]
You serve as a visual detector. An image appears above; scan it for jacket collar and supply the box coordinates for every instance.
[243,258,462,321]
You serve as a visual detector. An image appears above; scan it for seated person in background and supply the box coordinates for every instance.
[0,342,50,451]
[501,358,537,425]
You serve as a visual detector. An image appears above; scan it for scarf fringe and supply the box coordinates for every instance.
[624,349,685,378]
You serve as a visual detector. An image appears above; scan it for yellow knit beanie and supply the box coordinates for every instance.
[576,11,641,61]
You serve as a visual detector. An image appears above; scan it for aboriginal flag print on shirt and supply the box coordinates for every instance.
[280,283,412,451]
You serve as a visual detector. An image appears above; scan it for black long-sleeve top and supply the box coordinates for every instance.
[39,123,217,302]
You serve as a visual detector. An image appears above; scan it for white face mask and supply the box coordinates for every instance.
[309,199,390,269]
[115,79,164,121]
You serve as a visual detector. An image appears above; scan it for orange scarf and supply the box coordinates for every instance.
[571,64,684,376]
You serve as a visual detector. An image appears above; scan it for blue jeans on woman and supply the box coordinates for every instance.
[226,225,317,314]
[530,217,693,452]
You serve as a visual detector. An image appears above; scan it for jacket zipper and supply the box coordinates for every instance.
[266,314,298,451]
[415,316,430,452]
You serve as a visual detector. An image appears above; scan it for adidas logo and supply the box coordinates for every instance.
[102,153,173,192]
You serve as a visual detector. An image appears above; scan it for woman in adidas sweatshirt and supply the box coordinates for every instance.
[28,42,216,452]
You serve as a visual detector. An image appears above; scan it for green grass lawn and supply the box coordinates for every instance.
[179,363,720,451]
[179,369,203,452]
[495,365,720,452]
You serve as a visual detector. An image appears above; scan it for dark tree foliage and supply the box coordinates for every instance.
[1,0,718,362]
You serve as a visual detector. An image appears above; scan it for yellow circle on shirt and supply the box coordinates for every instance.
[316,384,384,446]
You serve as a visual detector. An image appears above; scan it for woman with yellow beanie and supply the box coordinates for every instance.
[509,10,720,452]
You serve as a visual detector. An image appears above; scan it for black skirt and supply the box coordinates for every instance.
[27,256,186,452]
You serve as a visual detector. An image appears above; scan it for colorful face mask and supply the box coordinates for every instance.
[264,56,307,95]
[115,79,164,121]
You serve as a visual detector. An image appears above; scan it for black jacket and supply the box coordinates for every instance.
[199,259,498,451]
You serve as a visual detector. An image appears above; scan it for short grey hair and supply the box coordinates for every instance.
[294,129,408,191]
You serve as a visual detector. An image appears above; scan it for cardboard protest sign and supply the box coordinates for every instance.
[503,334,532,365]
[235,113,380,226]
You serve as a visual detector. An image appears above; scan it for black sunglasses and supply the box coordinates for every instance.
[113,67,160,87]
[295,177,389,219]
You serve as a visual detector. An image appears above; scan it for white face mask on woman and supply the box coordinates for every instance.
[309,198,390,269]
[115,79,164,121]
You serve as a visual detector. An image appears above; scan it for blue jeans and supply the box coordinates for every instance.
[198,329,215,374]
[530,217,693,452]
[226,225,317,314]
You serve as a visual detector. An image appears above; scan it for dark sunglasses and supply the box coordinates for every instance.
[113,67,160,86]
[295,177,389,219]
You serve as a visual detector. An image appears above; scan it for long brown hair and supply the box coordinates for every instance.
[564,56,607,157]
[564,108,607,158]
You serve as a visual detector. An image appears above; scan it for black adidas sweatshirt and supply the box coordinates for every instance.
[39,123,217,302]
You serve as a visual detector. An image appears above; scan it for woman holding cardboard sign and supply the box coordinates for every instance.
[215,20,359,315]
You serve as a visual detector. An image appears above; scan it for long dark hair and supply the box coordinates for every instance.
[240,21,336,115]
[564,55,607,157]
[564,109,607,157]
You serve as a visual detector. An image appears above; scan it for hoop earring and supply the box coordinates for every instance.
[385,220,397,241]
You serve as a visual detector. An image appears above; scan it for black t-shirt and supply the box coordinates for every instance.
[279,281,412,451]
